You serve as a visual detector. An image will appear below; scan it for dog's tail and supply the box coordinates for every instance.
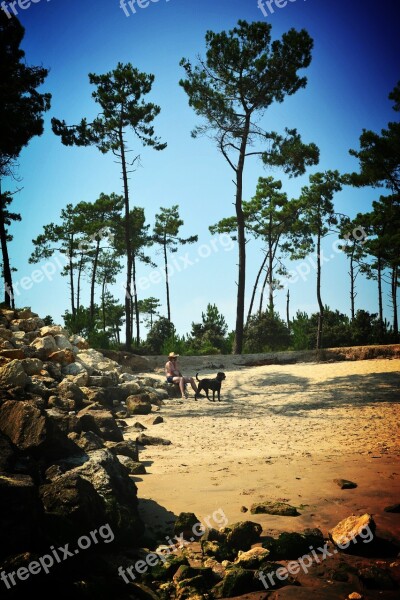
[195,372,200,382]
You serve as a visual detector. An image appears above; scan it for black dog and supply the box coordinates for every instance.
[195,372,226,402]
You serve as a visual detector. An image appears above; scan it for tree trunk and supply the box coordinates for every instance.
[68,238,76,317]
[0,199,14,309]
[316,231,324,349]
[286,289,290,332]
[163,235,171,322]
[377,252,383,340]
[268,220,274,314]
[132,255,140,345]
[101,277,106,332]
[119,129,132,351]
[246,251,267,325]
[77,251,84,311]
[349,247,355,321]
[258,266,270,315]
[90,240,100,322]
[232,115,250,355]
[392,265,398,339]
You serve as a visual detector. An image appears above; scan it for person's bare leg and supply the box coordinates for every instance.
[179,377,186,398]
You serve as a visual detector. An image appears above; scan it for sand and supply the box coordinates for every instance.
[126,357,400,544]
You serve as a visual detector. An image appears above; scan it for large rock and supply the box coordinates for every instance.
[57,380,86,408]
[0,400,79,458]
[0,348,26,360]
[0,430,17,471]
[61,361,88,379]
[117,454,146,474]
[100,349,153,373]
[76,348,120,376]
[46,407,82,435]
[21,357,44,375]
[250,501,300,517]
[54,334,73,350]
[0,473,43,559]
[40,325,68,337]
[11,317,44,332]
[69,334,89,349]
[263,529,325,560]
[225,521,263,551]
[104,439,139,461]
[126,395,152,415]
[30,335,58,359]
[0,359,29,389]
[77,406,123,442]
[39,471,107,542]
[48,349,75,365]
[329,514,375,549]
[71,449,144,543]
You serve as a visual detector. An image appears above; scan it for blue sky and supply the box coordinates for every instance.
[3,0,399,337]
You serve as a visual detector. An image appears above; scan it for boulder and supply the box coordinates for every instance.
[0,359,29,389]
[48,349,75,365]
[54,334,73,350]
[76,348,119,375]
[263,529,325,560]
[74,430,105,452]
[225,521,263,551]
[250,501,300,517]
[39,471,107,542]
[0,473,43,559]
[117,455,146,474]
[0,327,13,341]
[174,512,200,538]
[333,478,357,489]
[104,440,139,461]
[0,400,79,458]
[100,349,153,373]
[11,317,44,332]
[21,357,44,375]
[212,567,257,598]
[357,564,397,590]
[234,547,271,568]
[45,407,81,435]
[126,395,152,415]
[0,430,17,471]
[71,448,144,543]
[136,433,171,446]
[40,325,68,337]
[17,308,38,319]
[30,335,58,359]
[69,334,89,349]
[0,348,26,360]
[77,406,123,442]
[329,514,375,548]
[87,374,115,387]
[57,380,86,408]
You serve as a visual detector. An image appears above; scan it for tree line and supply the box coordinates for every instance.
[0,14,398,353]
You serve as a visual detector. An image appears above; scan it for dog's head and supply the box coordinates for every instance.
[216,372,226,381]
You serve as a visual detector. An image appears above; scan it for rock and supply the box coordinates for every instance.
[250,501,300,516]
[0,327,13,341]
[39,471,107,542]
[21,357,43,375]
[226,521,263,551]
[126,395,152,415]
[71,448,144,543]
[264,529,325,560]
[240,506,248,513]
[117,455,146,474]
[136,433,171,446]
[30,335,58,359]
[234,547,271,568]
[76,348,120,375]
[348,593,363,599]
[0,359,29,388]
[45,463,65,481]
[0,430,17,471]
[12,317,44,332]
[54,334,73,350]
[0,473,43,559]
[46,407,81,435]
[119,381,142,396]
[384,503,400,513]
[150,415,164,425]
[0,348,26,360]
[333,478,357,489]
[61,361,88,379]
[174,512,200,538]
[0,400,79,458]
[48,349,75,365]
[100,349,153,373]
[48,395,76,412]
[57,380,86,408]
[150,554,189,581]
[1,309,15,322]
[212,567,256,598]
[17,308,38,319]
[40,324,68,337]
[74,430,105,452]
[329,514,375,549]
[69,334,89,349]
[77,406,123,442]
[104,440,139,461]
[358,564,396,589]
[87,374,115,387]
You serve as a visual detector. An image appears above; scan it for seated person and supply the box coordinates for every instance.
[165,352,200,400]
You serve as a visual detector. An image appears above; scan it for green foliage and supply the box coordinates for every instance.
[189,303,229,354]
[145,317,176,354]
[43,315,54,326]
[244,311,290,353]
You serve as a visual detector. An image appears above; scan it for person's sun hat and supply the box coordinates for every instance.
[168,352,179,358]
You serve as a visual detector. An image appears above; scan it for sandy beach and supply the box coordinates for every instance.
[126,357,400,545]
